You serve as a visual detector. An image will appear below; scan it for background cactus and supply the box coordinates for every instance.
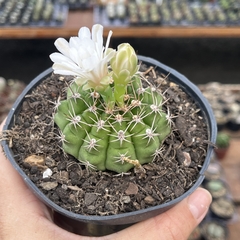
[51,24,171,173]
[216,132,230,148]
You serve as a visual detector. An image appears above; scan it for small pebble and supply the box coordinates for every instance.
[43,168,52,179]
[40,181,58,190]
[125,182,138,195]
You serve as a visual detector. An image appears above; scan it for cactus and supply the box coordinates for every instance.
[216,132,230,149]
[50,24,171,173]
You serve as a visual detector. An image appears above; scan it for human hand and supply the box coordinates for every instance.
[0,120,212,240]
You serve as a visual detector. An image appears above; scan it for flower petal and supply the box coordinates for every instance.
[52,61,83,75]
[82,54,98,71]
[69,36,81,49]
[92,24,103,58]
[78,26,91,40]
[104,30,113,57]
[103,48,116,63]
[49,52,74,65]
[54,38,70,58]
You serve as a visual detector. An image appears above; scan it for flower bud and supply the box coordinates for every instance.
[111,43,139,81]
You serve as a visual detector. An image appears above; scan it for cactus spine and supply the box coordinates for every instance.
[51,24,171,173]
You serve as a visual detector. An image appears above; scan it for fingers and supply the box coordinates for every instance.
[109,188,212,240]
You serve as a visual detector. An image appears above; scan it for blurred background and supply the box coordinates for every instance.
[1,38,240,85]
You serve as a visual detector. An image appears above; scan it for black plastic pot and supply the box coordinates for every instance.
[1,56,217,236]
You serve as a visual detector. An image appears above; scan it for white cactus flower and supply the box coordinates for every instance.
[50,24,116,91]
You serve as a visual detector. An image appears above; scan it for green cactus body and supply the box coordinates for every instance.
[50,26,171,173]
[54,74,171,173]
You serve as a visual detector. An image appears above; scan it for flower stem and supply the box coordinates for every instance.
[98,86,115,111]
[114,82,127,108]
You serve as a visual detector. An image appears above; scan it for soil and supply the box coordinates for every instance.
[3,64,209,216]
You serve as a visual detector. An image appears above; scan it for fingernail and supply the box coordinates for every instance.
[188,188,212,222]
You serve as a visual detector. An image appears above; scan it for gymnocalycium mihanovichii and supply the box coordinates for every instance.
[50,24,171,173]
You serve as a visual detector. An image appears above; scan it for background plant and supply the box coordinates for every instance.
[216,132,230,149]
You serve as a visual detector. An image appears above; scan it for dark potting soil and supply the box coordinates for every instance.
[5,64,209,216]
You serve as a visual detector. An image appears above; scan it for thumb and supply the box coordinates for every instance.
[110,188,212,240]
